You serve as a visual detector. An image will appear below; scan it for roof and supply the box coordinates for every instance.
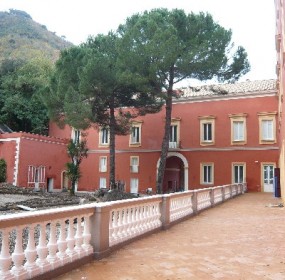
[180,79,276,99]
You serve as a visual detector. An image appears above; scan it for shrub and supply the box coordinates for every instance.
[0,159,7,183]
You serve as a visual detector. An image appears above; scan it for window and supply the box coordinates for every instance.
[201,163,214,184]
[99,177,107,189]
[131,127,140,143]
[99,128,109,146]
[129,121,142,147]
[233,121,244,141]
[169,118,181,149]
[203,123,212,141]
[258,112,277,144]
[262,120,273,140]
[130,156,139,173]
[199,116,215,145]
[232,163,245,183]
[99,156,107,172]
[229,114,247,145]
[169,125,177,142]
[72,129,80,144]
[130,178,139,193]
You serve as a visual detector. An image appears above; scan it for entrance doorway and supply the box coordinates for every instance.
[47,178,54,192]
[157,152,189,193]
[262,164,275,192]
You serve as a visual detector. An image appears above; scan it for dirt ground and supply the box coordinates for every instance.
[56,193,285,280]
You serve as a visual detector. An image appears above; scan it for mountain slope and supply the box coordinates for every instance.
[0,9,73,63]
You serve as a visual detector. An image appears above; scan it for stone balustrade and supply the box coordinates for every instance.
[0,183,246,280]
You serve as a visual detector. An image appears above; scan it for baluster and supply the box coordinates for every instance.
[130,207,136,236]
[74,216,84,258]
[134,207,140,235]
[142,205,148,233]
[82,216,93,255]
[112,210,119,245]
[145,205,150,230]
[124,208,131,239]
[57,219,68,265]
[109,211,115,246]
[47,221,59,269]
[11,226,28,279]
[149,205,155,229]
[36,223,51,273]
[117,210,123,241]
[156,203,162,227]
[0,228,13,279]
[127,208,134,238]
[24,225,40,278]
[137,206,143,234]
[121,208,128,241]
[66,218,76,261]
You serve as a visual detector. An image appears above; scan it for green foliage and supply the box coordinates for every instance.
[117,9,250,89]
[66,139,88,195]
[0,158,7,183]
[0,57,54,134]
[0,9,73,135]
[0,10,73,64]
[117,8,250,193]
[46,33,163,187]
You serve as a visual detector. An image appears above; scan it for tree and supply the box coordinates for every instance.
[46,33,162,189]
[66,138,88,195]
[117,9,250,193]
[0,159,7,183]
[0,57,53,134]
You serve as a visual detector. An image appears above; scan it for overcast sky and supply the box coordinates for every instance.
[0,0,277,85]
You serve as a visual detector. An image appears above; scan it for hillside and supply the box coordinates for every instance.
[0,9,73,63]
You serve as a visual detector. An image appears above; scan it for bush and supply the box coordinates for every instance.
[0,159,7,183]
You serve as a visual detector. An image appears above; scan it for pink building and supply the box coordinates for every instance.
[0,132,68,191]
[0,79,278,194]
[47,79,278,194]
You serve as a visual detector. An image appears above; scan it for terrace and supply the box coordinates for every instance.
[0,184,254,279]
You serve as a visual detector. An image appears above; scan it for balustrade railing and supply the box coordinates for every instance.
[0,183,246,280]
[109,197,162,247]
[196,188,212,211]
[169,192,194,222]
[213,186,223,204]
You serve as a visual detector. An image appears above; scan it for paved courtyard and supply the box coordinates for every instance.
[56,193,285,280]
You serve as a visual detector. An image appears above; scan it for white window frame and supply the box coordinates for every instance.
[99,127,109,146]
[130,156,139,173]
[258,112,277,144]
[229,114,247,145]
[233,121,245,141]
[199,116,215,145]
[232,163,246,184]
[99,177,107,189]
[200,163,214,185]
[130,178,139,193]
[99,156,107,172]
[129,121,143,147]
[169,118,181,149]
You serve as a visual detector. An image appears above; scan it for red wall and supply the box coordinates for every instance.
[0,133,68,190]
[0,139,17,183]
[74,93,279,193]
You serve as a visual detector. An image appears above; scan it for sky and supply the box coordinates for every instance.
[0,0,277,85]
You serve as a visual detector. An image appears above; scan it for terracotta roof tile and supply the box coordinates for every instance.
[181,79,276,98]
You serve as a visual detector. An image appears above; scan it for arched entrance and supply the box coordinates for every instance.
[156,152,189,193]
